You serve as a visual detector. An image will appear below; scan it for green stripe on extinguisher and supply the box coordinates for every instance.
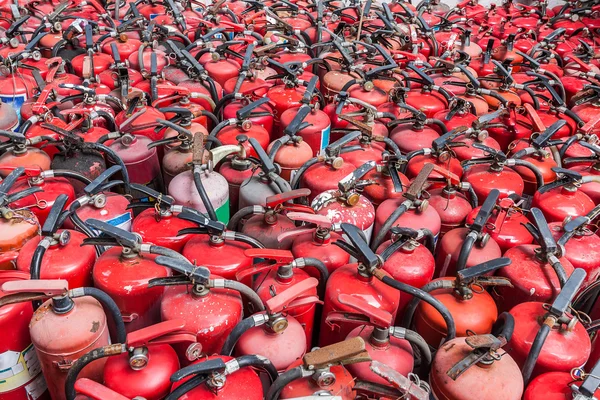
[215,199,230,224]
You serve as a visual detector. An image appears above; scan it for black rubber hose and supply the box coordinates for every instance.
[268,137,286,160]
[421,228,436,254]
[485,90,509,106]
[550,258,568,288]
[213,93,236,117]
[266,366,304,400]
[380,275,456,341]
[290,157,319,190]
[29,244,47,281]
[223,279,265,313]
[401,280,453,328]
[370,203,409,251]
[405,148,426,163]
[558,135,580,161]
[522,323,551,385]
[492,312,515,341]
[232,232,266,249]
[59,94,84,105]
[95,110,117,132]
[380,239,409,261]
[204,76,219,105]
[165,374,208,400]
[19,119,33,134]
[236,354,279,383]
[200,110,219,128]
[88,142,131,195]
[426,118,448,133]
[300,257,329,297]
[148,244,190,263]
[404,329,432,377]
[221,315,258,356]
[76,287,127,343]
[564,108,585,128]
[455,232,477,273]
[467,185,478,208]
[521,86,540,110]
[193,165,218,221]
[64,344,126,400]
[382,137,401,155]
[52,170,93,185]
[228,206,263,231]
[513,159,545,189]
[340,79,358,93]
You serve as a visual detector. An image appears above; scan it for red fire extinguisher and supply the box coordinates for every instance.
[375,227,436,315]
[266,337,370,400]
[362,153,410,207]
[236,249,328,349]
[0,131,52,174]
[169,354,277,400]
[0,279,126,400]
[524,359,600,399]
[388,103,446,153]
[177,210,264,280]
[495,208,575,312]
[150,255,265,361]
[64,320,200,400]
[429,313,524,400]
[221,278,320,371]
[17,195,96,288]
[510,268,590,385]
[331,294,431,386]
[278,212,350,275]
[231,188,313,250]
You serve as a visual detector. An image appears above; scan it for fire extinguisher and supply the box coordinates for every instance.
[266,337,370,400]
[67,166,132,233]
[0,131,52,174]
[403,63,451,118]
[532,168,597,223]
[129,184,198,252]
[291,131,361,202]
[238,137,292,209]
[332,294,431,383]
[278,212,350,276]
[510,268,590,384]
[57,84,119,128]
[0,279,126,400]
[177,210,265,279]
[436,190,502,277]
[548,206,600,288]
[563,140,600,204]
[64,320,200,400]
[168,354,278,400]
[230,188,313,250]
[429,313,524,400]
[525,361,600,399]
[236,249,327,349]
[558,113,600,167]
[0,270,49,400]
[71,24,115,77]
[114,93,166,141]
[434,97,478,133]
[388,103,446,153]
[372,163,440,252]
[465,195,534,253]
[495,208,575,312]
[157,109,212,145]
[278,76,331,156]
[362,153,410,207]
[17,195,97,288]
[375,227,436,315]
[221,278,320,371]
[150,255,265,360]
[445,111,504,161]
[403,257,512,347]
[0,168,41,269]
[311,161,377,243]
[462,143,545,202]
[209,97,272,157]
[427,166,477,236]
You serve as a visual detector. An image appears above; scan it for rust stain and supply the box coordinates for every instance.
[90,320,100,333]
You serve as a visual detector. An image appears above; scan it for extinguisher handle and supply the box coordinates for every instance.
[456,64,480,89]
[340,223,380,270]
[457,257,512,282]
[84,219,141,249]
[0,130,26,144]
[126,319,195,347]
[474,108,506,128]
[301,76,319,105]
[549,268,586,317]
[83,165,123,196]
[41,194,69,237]
[470,189,500,233]
[525,71,564,106]
[6,15,29,38]
[558,216,588,247]
[265,277,319,314]
[177,210,226,234]
[407,63,434,86]
[74,379,130,400]
[283,106,311,137]
[331,40,355,67]
[302,336,370,369]
[285,212,332,228]
[471,142,507,162]
[85,23,94,50]
[171,358,227,383]
[250,137,277,175]
[155,118,192,138]
[236,97,271,121]
[431,164,460,186]
[337,293,393,328]
[1,279,68,296]
[490,60,514,85]
[431,128,461,154]
[404,162,434,201]
[542,27,566,44]
[265,188,311,208]
[537,167,582,194]
[516,51,541,70]
[244,248,295,264]
[579,358,600,397]
[483,39,494,64]
[529,207,559,254]
[325,131,362,158]
[339,161,377,193]
[130,183,175,206]
[154,255,211,284]
[534,121,567,150]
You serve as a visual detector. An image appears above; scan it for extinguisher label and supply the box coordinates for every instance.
[215,199,230,224]
[0,93,26,122]
[0,344,46,396]
[320,125,331,151]
[149,13,158,19]
[106,212,133,232]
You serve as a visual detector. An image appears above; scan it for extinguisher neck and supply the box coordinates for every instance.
[370,326,391,346]
[52,294,75,314]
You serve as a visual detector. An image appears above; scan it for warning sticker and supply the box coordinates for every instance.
[0,344,46,397]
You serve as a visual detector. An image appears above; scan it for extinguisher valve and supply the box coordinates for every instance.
[455,258,513,299]
[447,334,508,381]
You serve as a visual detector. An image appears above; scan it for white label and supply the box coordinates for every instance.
[0,93,26,122]
[25,373,47,400]
[0,344,44,394]
[320,124,331,151]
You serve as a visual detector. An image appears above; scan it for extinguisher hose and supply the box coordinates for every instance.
[520,85,540,110]
[203,76,220,105]
[382,137,401,156]
[290,157,319,190]
[298,258,329,296]
[29,245,47,281]
[95,110,117,132]
[227,206,264,231]
[200,110,219,129]
[340,79,359,93]
[232,232,266,249]
[405,149,426,164]
[52,170,93,185]
[401,329,433,377]
[72,287,127,343]
[558,134,580,161]
[455,231,477,272]
[401,280,455,329]
[511,147,536,160]
[266,366,304,400]
[213,93,237,118]
[550,258,568,288]
[466,185,479,208]
[380,275,456,341]
[512,159,545,188]
[207,119,234,150]
[148,245,191,264]
[521,322,551,385]
[88,142,131,195]
[550,145,562,168]
[425,118,449,134]
[64,344,127,400]
[484,90,509,106]
[268,137,287,160]
[491,312,515,341]
[221,316,258,355]
[193,165,218,221]
[223,279,266,313]
[563,108,585,128]
[19,119,33,134]
[236,354,279,382]
[370,203,409,251]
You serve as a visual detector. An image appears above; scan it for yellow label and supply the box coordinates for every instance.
[0,344,45,395]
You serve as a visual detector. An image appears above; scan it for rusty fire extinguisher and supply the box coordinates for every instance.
[0,131,52,174]
[64,320,200,400]
[0,279,126,400]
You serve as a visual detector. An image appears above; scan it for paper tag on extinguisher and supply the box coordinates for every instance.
[0,93,26,123]
[320,125,331,151]
[0,344,47,398]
